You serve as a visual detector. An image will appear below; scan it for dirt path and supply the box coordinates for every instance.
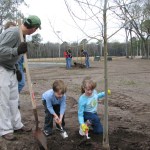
[0,58,150,150]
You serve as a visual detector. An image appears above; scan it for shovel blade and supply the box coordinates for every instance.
[33,127,48,150]
[60,131,68,139]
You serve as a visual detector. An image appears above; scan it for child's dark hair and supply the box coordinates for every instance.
[81,77,96,94]
[53,80,67,94]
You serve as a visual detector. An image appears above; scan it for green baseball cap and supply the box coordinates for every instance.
[25,15,41,29]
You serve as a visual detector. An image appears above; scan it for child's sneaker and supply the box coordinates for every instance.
[43,130,52,136]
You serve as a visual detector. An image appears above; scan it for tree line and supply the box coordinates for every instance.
[27,37,143,58]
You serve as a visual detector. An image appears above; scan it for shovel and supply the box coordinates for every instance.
[18,20,48,150]
[85,129,90,139]
[58,124,68,139]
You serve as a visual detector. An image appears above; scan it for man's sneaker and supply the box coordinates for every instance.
[2,133,16,141]
[14,126,32,133]
[43,130,52,137]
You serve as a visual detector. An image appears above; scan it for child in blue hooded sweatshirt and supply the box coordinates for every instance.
[78,77,111,135]
[42,80,67,136]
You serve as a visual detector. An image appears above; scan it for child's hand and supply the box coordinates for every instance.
[57,119,62,125]
[54,116,60,124]
[81,124,89,132]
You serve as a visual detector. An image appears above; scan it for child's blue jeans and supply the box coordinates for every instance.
[43,101,65,134]
[84,112,103,134]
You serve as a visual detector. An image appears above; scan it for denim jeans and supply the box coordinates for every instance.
[84,112,103,134]
[43,101,65,133]
[69,58,72,68]
[66,58,72,69]
[18,57,25,93]
[66,58,69,69]
[85,58,90,68]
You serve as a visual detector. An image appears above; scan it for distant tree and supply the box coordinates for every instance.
[61,41,69,55]
[108,42,126,56]
[0,0,26,33]
[80,39,88,50]
[141,20,150,58]
[115,0,150,58]
[141,20,150,34]
[32,33,42,44]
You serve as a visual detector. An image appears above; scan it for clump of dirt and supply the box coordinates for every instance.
[73,62,86,68]
[110,128,150,150]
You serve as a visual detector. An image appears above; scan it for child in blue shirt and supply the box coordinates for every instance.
[78,77,111,135]
[42,80,67,136]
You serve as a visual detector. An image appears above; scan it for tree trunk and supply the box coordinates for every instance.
[102,0,110,149]
[125,29,129,58]
[129,29,133,59]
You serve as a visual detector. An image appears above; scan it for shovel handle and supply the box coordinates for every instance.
[18,20,37,110]
[18,20,39,129]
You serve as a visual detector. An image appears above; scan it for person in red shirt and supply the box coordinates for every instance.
[64,50,69,69]
[67,49,72,69]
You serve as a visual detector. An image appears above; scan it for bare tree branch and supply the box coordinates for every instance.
[64,0,101,41]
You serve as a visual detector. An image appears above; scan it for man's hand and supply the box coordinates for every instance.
[81,124,89,132]
[17,42,28,55]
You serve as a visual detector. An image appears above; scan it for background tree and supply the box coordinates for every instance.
[32,33,43,45]
[141,20,150,58]
[0,0,25,33]
[115,0,150,58]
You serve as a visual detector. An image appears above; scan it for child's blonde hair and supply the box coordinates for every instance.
[81,77,96,94]
[53,80,67,94]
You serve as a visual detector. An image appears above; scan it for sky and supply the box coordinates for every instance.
[20,0,126,44]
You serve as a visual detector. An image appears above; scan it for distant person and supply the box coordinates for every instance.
[78,77,111,136]
[0,15,41,140]
[42,80,67,136]
[67,49,72,69]
[64,50,69,69]
[81,49,90,68]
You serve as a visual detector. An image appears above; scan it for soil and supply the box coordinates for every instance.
[0,58,150,150]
